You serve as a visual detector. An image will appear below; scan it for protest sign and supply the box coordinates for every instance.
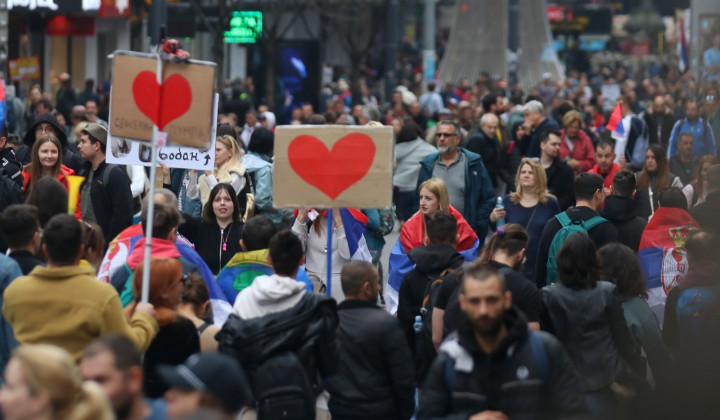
[109,51,216,148]
[8,56,40,82]
[273,125,393,209]
[107,93,218,170]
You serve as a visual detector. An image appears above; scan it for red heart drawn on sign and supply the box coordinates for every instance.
[132,71,193,130]
[288,133,376,200]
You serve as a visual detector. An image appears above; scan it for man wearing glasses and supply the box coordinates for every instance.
[416,120,496,240]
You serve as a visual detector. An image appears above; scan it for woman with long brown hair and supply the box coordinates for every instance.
[20,134,75,196]
[682,155,716,207]
[635,144,683,219]
[125,258,200,399]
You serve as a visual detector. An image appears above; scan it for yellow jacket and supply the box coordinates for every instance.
[2,265,159,359]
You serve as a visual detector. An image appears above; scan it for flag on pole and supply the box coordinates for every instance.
[606,102,625,139]
[678,16,688,73]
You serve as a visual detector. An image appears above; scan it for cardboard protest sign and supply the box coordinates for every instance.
[273,125,393,208]
[107,93,218,170]
[109,51,216,148]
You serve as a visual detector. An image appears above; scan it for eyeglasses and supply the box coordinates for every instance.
[707,95,716,101]
[436,133,457,138]
[35,124,54,134]
[521,157,540,162]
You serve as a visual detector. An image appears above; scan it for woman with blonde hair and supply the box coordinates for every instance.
[386,178,479,314]
[490,159,560,283]
[559,110,595,173]
[0,344,113,420]
[125,258,200,398]
[187,134,253,220]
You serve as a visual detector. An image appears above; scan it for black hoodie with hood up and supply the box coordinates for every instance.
[600,195,647,252]
[397,244,465,354]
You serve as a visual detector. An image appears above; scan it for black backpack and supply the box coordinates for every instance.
[253,351,316,420]
[415,267,460,382]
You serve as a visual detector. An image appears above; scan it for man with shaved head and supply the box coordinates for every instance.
[644,95,677,151]
[325,261,414,420]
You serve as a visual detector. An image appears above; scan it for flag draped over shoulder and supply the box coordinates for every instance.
[385,206,479,314]
[97,224,232,325]
[638,207,700,323]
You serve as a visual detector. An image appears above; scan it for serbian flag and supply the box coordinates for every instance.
[638,207,700,324]
[606,102,625,138]
[385,206,479,314]
[339,208,373,262]
[97,224,233,325]
[0,81,6,131]
[678,16,688,73]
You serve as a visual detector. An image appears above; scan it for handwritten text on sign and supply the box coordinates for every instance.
[105,136,217,171]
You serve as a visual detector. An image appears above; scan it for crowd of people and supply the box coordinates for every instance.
[0,59,719,420]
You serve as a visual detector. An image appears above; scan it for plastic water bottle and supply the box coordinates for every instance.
[413,315,423,334]
[495,196,505,227]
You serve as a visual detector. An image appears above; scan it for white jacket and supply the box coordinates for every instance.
[232,273,306,319]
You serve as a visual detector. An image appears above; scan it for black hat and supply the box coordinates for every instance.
[158,353,250,412]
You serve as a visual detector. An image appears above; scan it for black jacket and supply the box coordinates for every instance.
[600,195,647,252]
[644,112,676,150]
[545,158,575,211]
[325,300,415,420]
[0,148,23,189]
[540,281,645,393]
[465,129,500,188]
[178,218,244,274]
[79,161,133,245]
[217,293,339,397]
[526,118,560,157]
[498,140,523,191]
[143,316,200,398]
[398,244,464,355]
[418,306,587,420]
[535,206,617,288]
[690,191,720,237]
[17,113,84,174]
[8,251,44,276]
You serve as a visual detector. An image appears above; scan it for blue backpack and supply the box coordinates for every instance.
[676,286,720,347]
[546,212,607,286]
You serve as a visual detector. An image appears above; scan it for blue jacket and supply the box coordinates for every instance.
[415,148,496,240]
[0,254,21,379]
[242,153,281,226]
